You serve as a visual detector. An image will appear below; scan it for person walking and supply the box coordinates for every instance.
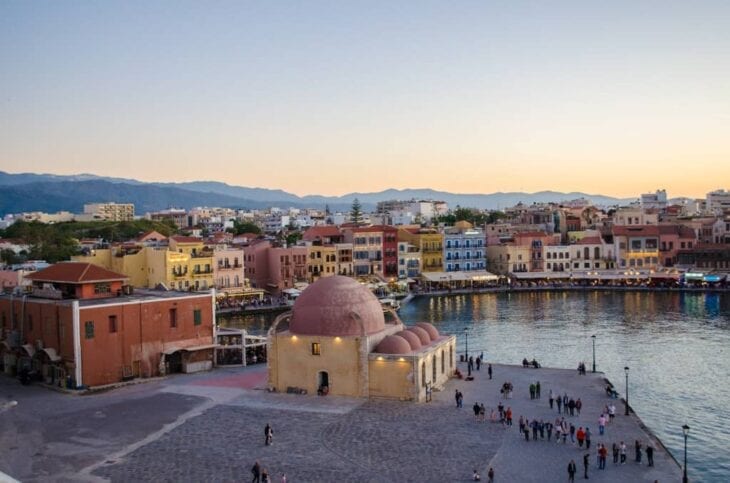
[536,381,541,399]
[599,444,608,470]
[473,402,481,421]
[576,427,585,448]
[487,467,494,483]
[620,441,627,464]
[506,407,513,426]
[549,389,554,409]
[455,389,461,408]
[575,398,582,415]
[265,423,273,446]
[546,421,553,441]
[476,356,481,371]
[612,443,619,464]
[598,414,606,435]
[583,453,590,479]
[529,383,536,400]
[488,364,493,380]
[569,423,576,444]
[556,396,563,414]
[585,427,592,450]
[261,468,270,483]
[568,398,576,416]
[251,461,261,483]
[635,440,642,464]
[646,443,654,467]
[568,460,577,483]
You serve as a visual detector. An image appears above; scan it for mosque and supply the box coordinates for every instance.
[267,276,456,402]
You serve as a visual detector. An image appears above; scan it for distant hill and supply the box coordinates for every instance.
[0,170,635,215]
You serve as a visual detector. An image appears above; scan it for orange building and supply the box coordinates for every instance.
[0,262,214,388]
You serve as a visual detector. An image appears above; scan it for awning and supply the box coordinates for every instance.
[512,272,572,280]
[20,344,35,357]
[162,343,219,355]
[704,274,725,283]
[39,347,62,362]
[282,288,301,296]
[420,271,469,282]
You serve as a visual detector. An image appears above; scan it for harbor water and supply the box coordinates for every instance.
[221,290,730,482]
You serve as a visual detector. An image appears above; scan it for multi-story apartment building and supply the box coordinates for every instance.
[148,208,188,230]
[306,244,337,282]
[0,262,215,388]
[349,226,384,277]
[657,225,698,267]
[512,231,559,272]
[544,245,571,272]
[613,208,658,226]
[443,222,485,272]
[72,236,215,291]
[486,245,531,275]
[397,241,421,279]
[706,189,730,215]
[213,246,245,292]
[83,202,135,221]
[712,218,730,245]
[334,243,353,276]
[677,244,730,271]
[569,236,614,271]
[612,226,660,270]
[266,246,308,292]
[398,228,443,273]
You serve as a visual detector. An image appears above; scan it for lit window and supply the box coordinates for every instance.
[311,342,321,356]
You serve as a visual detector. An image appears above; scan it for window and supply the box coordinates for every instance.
[109,315,118,333]
[85,321,94,339]
[193,309,202,326]
[441,350,445,374]
[170,308,178,328]
[450,346,453,369]
[421,362,426,387]
[432,357,437,381]
[311,342,321,355]
[94,283,111,295]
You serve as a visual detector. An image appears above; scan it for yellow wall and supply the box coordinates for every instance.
[270,332,365,397]
[368,358,414,400]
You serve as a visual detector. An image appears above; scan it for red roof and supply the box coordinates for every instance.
[26,262,128,284]
[302,225,342,241]
[576,236,603,245]
[170,235,203,243]
[612,225,660,236]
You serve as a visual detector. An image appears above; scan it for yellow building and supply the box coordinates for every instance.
[306,245,338,282]
[72,236,214,291]
[398,228,443,272]
[268,276,455,402]
[486,245,532,275]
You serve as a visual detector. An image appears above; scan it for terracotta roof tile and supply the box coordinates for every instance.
[26,262,128,283]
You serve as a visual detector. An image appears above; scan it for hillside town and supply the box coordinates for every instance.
[0,188,729,391]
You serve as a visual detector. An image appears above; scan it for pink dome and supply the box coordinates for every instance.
[289,276,385,337]
[396,330,422,350]
[375,335,412,354]
[415,322,439,340]
[407,326,431,345]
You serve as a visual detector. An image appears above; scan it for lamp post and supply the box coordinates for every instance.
[624,366,630,416]
[463,328,469,360]
[682,424,690,483]
[591,335,596,373]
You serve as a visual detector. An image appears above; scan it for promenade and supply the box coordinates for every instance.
[0,363,684,482]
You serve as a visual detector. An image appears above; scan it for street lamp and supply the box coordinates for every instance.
[591,335,596,373]
[682,424,690,483]
[624,366,630,416]
[463,328,469,360]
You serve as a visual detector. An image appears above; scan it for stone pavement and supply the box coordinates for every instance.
[1,363,684,482]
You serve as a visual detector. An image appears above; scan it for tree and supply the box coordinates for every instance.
[0,249,23,265]
[350,198,364,225]
[232,220,261,235]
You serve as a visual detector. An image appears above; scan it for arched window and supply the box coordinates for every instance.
[432,357,437,381]
[441,350,445,374]
[421,362,426,387]
[449,346,453,369]
[584,247,590,260]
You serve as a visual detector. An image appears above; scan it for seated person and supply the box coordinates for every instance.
[473,469,480,481]
[523,358,529,368]
[454,368,463,379]
[531,359,540,368]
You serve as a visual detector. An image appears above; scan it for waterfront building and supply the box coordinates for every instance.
[346,225,397,278]
[512,231,559,272]
[712,218,730,245]
[544,245,571,272]
[242,239,271,290]
[266,245,308,293]
[213,246,244,292]
[612,226,660,270]
[486,244,531,275]
[657,225,698,267]
[399,228,443,273]
[0,262,215,387]
[569,235,614,271]
[334,243,354,276]
[677,244,730,271]
[443,221,486,272]
[485,223,513,246]
[82,202,134,221]
[267,276,455,401]
[306,244,337,282]
[397,241,421,279]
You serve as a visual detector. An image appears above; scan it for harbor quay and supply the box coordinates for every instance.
[1,362,683,482]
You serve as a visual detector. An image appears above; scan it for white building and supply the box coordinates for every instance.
[707,189,730,215]
[397,241,421,279]
[83,202,135,221]
[443,223,486,272]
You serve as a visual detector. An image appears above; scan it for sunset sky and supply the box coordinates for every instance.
[1,1,728,198]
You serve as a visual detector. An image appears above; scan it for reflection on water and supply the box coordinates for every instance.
[401,291,730,482]
[219,291,730,481]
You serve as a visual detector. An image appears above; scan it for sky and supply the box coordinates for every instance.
[1,1,729,198]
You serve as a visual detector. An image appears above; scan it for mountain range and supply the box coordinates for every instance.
[0,171,636,216]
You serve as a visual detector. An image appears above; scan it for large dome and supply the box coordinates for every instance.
[289,276,386,337]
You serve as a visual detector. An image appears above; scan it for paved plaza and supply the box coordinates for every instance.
[0,363,683,482]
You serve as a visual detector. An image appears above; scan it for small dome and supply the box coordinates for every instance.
[407,326,431,345]
[289,276,385,337]
[396,330,422,350]
[375,335,412,354]
[415,322,439,340]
